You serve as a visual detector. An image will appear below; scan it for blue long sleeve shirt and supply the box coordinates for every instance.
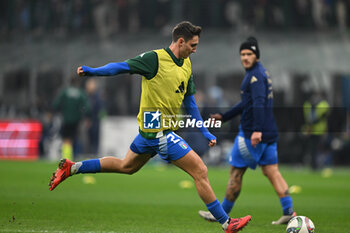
[183,95,216,141]
[222,62,278,143]
[81,54,215,141]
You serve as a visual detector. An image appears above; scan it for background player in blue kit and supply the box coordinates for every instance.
[199,37,296,225]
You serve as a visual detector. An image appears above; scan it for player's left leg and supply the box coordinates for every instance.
[172,150,251,232]
[172,150,216,204]
[198,166,247,222]
[199,133,251,222]
[261,163,295,224]
[261,163,291,197]
[261,164,289,197]
[259,142,295,224]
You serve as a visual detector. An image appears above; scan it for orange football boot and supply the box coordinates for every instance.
[225,215,251,233]
[49,159,74,191]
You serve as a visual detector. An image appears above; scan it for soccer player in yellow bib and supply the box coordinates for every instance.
[49,21,251,232]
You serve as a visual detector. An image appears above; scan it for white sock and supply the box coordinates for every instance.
[70,162,82,174]
[222,218,230,230]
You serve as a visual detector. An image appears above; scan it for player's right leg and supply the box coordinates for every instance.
[99,151,152,174]
[49,133,156,191]
[49,149,152,191]
[49,158,74,191]
[223,166,247,212]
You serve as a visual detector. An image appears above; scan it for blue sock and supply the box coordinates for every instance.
[222,198,234,214]
[206,199,229,224]
[76,159,101,174]
[280,196,293,215]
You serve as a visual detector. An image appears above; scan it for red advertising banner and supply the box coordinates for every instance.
[0,120,42,160]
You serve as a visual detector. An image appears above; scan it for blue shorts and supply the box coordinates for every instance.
[229,131,278,169]
[130,131,192,162]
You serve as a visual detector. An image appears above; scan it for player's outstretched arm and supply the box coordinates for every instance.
[77,62,131,77]
[210,113,223,121]
[221,101,244,122]
[183,95,216,147]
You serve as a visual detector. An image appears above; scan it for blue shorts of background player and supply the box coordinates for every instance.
[229,130,278,169]
[130,131,192,162]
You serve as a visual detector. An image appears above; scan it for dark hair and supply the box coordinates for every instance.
[172,21,202,42]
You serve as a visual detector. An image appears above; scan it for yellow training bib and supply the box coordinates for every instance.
[137,49,192,133]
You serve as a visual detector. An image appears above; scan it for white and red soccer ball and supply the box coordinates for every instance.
[286,216,315,233]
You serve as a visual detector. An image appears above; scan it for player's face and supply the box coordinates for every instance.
[240,49,257,69]
[180,35,199,58]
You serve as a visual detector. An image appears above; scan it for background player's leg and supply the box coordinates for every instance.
[261,164,288,197]
[62,138,73,161]
[262,164,294,217]
[222,166,247,214]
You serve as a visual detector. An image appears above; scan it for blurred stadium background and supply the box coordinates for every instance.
[1,1,350,233]
[0,0,350,168]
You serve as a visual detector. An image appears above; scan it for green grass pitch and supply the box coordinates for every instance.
[0,160,349,233]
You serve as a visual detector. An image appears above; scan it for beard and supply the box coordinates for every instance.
[244,60,257,70]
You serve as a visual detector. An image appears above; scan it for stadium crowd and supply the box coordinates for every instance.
[1,0,350,40]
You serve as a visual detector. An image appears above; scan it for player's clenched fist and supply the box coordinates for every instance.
[77,66,85,76]
[208,139,217,147]
[210,113,222,121]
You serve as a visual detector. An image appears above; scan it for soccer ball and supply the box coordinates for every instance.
[286,216,315,233]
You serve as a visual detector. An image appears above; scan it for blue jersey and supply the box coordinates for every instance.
[222,61,278,143]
